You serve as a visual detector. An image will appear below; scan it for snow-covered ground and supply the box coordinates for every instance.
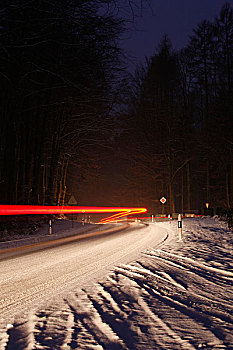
[0,217,233,349]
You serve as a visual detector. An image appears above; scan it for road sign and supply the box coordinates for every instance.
[68,195,78,205]
[160,197,166,204]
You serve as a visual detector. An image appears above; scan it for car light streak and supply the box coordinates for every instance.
[99,208,147,223]
[0,205,147,223]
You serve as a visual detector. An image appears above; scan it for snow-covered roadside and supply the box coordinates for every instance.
[0,219,113,250]
[1,217,233,349]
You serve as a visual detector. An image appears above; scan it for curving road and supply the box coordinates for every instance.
[0,223,168,324]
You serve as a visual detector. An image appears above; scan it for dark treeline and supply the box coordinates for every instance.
[0,0,126,205]
[120,3,233,214]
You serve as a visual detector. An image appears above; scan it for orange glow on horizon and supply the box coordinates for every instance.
[0,205,147,223]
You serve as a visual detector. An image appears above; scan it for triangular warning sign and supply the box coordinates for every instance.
[68,195,77,205]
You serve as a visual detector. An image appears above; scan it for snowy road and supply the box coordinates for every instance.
[1,218,233,349]
[0,223,166,324]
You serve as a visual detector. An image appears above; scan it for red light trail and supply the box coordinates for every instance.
[0,205,147,223]
[98,208,147,223]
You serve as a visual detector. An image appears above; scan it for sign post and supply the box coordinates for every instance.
[49,219,52,235]
[178,214,182,240]
[168,214,171,224]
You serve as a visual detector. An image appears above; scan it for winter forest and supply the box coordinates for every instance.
[0,1,233,215]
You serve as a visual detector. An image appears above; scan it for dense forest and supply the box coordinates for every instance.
[0,1,232,215]
[0,0,125,205]
[119,2,233,214]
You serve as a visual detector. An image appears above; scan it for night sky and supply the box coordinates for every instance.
[122,0,232,71]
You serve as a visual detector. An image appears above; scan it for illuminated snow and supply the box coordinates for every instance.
[0,217,232,349]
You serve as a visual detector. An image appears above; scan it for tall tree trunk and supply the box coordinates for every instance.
[47,131,60,204]
[169,181,175,214]
[186,161,191,211]
[181,173,184,214]
[226,168,230,208]
[62,157,69,206]
[206,159,210,203]
[3,114,17,203]
[231,163,233,205]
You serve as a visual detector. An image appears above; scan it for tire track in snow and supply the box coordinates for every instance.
[101,273,181,349]
[139,250,233,347]
[145,249,233,290]
[115,266,230,349]
[90,277,143,349]
[66,290,125,350]
[33,303,75,349]
[142,252,233,311]
[109,272,196,350]
[159,249,233,280]
[142,251,233,311]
